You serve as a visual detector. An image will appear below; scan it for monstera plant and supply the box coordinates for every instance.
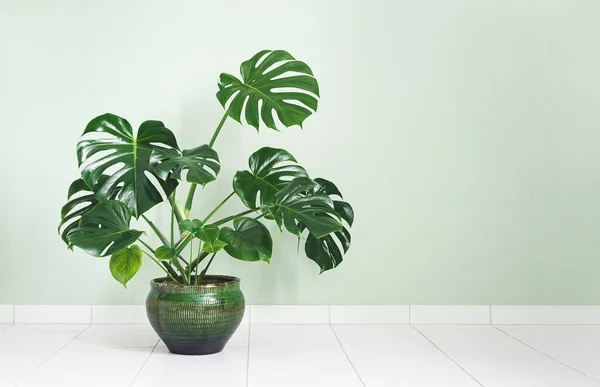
[57,50,354,355]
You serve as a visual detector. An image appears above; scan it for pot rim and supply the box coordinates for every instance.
[150,275,240,288]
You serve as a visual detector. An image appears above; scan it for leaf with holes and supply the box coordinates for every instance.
[301,178,354,273]
[220,217,272,262]
[150,144,220,186]
[67,201,143,257]
[234,147,308,210]
[58,176,121,247]
[217,49,319,130]
[77,113,179,218]
[58,178,99,247]
[267,177,342,239]
[110,245,143,288]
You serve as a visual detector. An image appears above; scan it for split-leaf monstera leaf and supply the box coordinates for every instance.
[217,50,319,130]
[150,145,220,186]
[77,114,179,218]
[301,178,354,273]
[66,201,143,257]
[233,147,308,210]
[268,177,342,239]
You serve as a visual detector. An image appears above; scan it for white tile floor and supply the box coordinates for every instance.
[1,323,599,386]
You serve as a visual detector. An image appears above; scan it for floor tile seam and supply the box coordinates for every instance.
[411,324,484,386]
[493,324,600,385]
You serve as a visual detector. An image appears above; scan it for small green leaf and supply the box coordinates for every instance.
[179,219,203,235]
[154,246,175,261]
[203,239,228,253]
[197,224,220,243]
[221,217,272,262]
[109,245,142,288]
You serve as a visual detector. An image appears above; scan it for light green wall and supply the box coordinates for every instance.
[1,0,599,305]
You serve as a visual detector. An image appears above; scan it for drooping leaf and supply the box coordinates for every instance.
[216,50,319,130]
[150,145,220,186]
[58,178,99,246]
[58,176,122,247]
[154,246,176,261]
[220,217,272,262]
[233,147,308,210]
[267,177,341,239]
[77,114,179,218]
[301,177,354,273]
[66,201,143,257]
[196,224,227,253]
[109,245,143,288]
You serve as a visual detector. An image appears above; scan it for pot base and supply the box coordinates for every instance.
[164,337,229,355]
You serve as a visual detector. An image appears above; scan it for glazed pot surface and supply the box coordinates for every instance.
[146,275,245,355]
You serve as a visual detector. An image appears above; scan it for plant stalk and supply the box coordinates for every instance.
[141,215,170,247]
[141,249,179,283]
[197,253,217,285]
[211,210,254,227]
[202,192,235,224]
[170,191,176,249]
[168,195,184,223]
[183,111,229,217]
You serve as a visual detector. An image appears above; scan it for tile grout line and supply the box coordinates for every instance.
[129,339,161,387]
[0,323,12,332]
[246,307,251,387]
[16,323,92,386]
[411,324,484,387]
[489,305,492,324]
[493,325,600,385]
[329,325,366,387]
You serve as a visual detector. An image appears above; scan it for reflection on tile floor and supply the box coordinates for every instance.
[0,323,599,386]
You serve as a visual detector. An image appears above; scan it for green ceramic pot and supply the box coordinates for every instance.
[146,275,245,355]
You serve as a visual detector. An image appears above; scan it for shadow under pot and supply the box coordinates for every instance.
[146,275,245,355]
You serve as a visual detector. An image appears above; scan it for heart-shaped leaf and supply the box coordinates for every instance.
[267,177,342,239]
[67,201,143,257]
[234,147,308,210]
[178,219,203,235]
[151,145,220,186]
[110,245,142,288]
[220,217,272,262]
[217,49,319,130]
[196,224,228,253]
[77,114,179,218]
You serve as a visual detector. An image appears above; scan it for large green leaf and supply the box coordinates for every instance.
[110,245,142,288]
[220,217,272,262]
[216,50,320,130]
[233,147,308,210]
[302,178,354,273]
[67,201,143,257]
[150,145,220,186]
[267,177,342,239]
[77,114,179,218]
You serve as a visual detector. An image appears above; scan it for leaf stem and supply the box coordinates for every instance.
[141,215,170,247]
[184,185,197,218]
[209,111,229,148]
[202,192,235,224]
[211,210,254,227]
[183,111,229,217]
[197,253,217,285]
[140,249,179,283]
[168,195,184,223]
[170,191,175,249]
